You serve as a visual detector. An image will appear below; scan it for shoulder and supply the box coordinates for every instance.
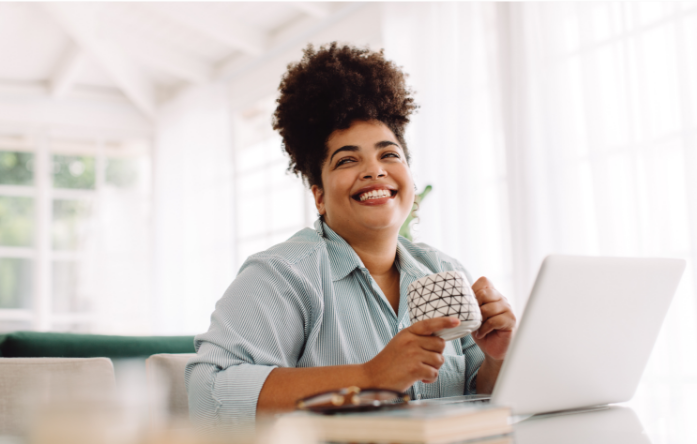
[397,236,474,283]
[237,227,327,280]
[246,227,325,265]
[261,228,325,263]
[219,228,327,316]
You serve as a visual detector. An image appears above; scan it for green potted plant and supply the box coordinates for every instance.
[399,185,432,241]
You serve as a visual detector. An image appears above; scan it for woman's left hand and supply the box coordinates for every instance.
[471,277,516,362]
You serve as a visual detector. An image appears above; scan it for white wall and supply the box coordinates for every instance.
[152,82,234,334]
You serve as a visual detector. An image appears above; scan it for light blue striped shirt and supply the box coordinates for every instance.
[185,219,485,426]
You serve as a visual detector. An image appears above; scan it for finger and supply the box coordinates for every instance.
[420,350,446,370]
[473,285,503,305]
[419,364,440,384]
[479,300,511,320]
[418,336,446,354]
[475,313,516,338]
[471,276,493,293]
[409,317,460,336]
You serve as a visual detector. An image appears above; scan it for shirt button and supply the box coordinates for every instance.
[398,323,403,329]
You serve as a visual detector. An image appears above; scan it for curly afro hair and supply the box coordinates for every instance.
[273,42,418,188]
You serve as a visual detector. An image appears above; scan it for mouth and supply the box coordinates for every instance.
[351,188,398,202]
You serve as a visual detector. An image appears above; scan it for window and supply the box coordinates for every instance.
[0,128,152,333]
[232,98,316,270]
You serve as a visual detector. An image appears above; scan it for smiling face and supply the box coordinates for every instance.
[311,120,415,240]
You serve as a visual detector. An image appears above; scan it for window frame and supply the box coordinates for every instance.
[0,126,153,332]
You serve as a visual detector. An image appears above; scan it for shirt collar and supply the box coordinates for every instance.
[395,239,433,279]
[315,219,432,282]
[315,219,366,282]
[395,239,433,325]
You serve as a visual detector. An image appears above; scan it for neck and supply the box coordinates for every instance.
[325,219,399,278]
[351,235,399,277]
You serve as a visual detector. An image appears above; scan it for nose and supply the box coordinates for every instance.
[361,157,387,180]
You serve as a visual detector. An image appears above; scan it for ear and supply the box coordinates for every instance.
[311,184,326,217]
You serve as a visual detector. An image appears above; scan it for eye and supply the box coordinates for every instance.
[336,157,355,166]
[383,152,400,159]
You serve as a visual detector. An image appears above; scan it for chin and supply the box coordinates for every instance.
[358,215,404,232]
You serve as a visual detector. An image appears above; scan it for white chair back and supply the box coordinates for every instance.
[145,353,195,421]
[0,357,115,435]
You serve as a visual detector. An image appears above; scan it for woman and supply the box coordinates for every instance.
[185,42,516,426]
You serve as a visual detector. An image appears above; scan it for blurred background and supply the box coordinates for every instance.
[0,0,695,429]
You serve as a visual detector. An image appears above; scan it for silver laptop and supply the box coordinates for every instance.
[416,255,686,415]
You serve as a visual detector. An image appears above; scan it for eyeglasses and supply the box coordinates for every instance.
[296,386,410,415]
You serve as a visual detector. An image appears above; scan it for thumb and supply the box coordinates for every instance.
[409,317,460,336]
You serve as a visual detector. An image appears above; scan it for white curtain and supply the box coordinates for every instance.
[153,83,235,335]
[383,1,697,435]
[515,2,697,430]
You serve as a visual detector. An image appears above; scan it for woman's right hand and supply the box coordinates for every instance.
[363,317,460,392]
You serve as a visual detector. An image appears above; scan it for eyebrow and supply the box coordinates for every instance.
[329,140,400,163]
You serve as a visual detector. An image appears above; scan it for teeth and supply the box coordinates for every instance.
[359,189,391,201]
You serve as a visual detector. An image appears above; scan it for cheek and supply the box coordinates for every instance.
[396,168,416,204]
[324,174,353,205]
[402,188,416,213]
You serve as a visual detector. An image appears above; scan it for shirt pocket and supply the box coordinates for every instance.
[420,353,466,399]
[444,339,462,356]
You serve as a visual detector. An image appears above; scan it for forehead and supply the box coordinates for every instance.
[326,120,399,150]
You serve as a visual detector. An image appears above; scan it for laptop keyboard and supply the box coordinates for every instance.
[411,394,492,406]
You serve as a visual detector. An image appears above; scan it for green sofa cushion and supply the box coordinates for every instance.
[0,331,195,359]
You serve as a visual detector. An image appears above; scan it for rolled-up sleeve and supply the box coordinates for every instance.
[185,254,318,427]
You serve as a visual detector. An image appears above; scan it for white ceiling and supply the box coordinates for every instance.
[0,2,356,119]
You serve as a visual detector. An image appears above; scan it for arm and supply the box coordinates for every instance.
[471,277,516,394]
[257,365,369,413]
[186,253,461,423]
[476,356,504,394]
[258,317,462,414]
[186,256,312,427]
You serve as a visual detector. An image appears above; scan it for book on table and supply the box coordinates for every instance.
[276,402,511,444]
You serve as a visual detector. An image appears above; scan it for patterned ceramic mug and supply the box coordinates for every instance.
[407,271,482,341]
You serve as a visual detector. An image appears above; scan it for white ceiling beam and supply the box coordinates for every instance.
[103,27,212,84]
[49,43,86,99]
[145,5,266,56]
[0,80,132,103]
[41,3,156,119]
[291,2,332,19]
[217,3,366,82]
